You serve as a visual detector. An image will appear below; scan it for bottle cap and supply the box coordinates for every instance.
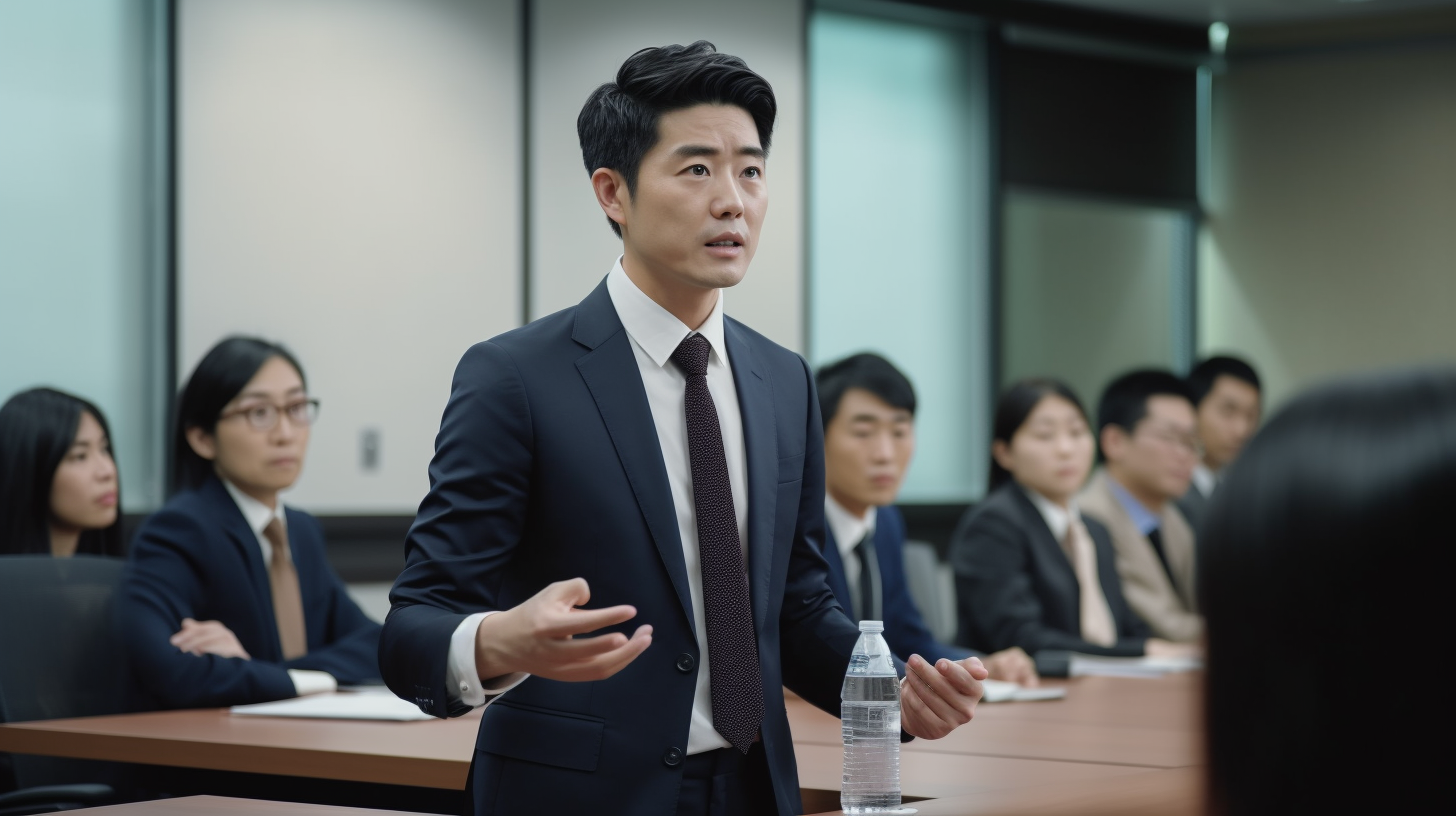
[858,620,884,633]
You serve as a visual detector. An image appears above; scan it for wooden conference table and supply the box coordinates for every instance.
[0,674,1203,814]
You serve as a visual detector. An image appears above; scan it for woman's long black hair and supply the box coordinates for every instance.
[0,388,124,556]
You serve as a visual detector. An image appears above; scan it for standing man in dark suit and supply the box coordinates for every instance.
[814,353,1037,686]
[380,42,986,816]
[1177,356,1262,529]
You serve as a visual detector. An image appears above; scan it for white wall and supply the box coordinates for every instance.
[179,0,522,513]
[527,0,806,351]
[1200,43,1456,409]
[1003,191,1186,410]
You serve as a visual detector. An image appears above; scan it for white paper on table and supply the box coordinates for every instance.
[1068,654,1203,678]
[230,690,433,721]
[980,678,1068,703]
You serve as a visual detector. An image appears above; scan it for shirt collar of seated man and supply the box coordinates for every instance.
[820,355,1038,686]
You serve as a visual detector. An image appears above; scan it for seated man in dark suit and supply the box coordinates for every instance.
[815,353,1037,685]
[1177,355,1262,529]
[379,42,985,816]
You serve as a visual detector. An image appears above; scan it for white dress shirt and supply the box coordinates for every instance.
[219,479,336,697]
[1191,463,1217,499]
[824,496,877,618]
[447,260,750,755]
[1022,487,1077,544]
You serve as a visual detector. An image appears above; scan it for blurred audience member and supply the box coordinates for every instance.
[1079,370,1201,643]
[1178,356,1261,528]
[118,337,381,710]
[951,379,1192,667]
[817,353,1037,686]
[1202,367,1452,813]
[0,388,123,557]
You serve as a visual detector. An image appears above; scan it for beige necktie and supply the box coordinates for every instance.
[1064,518,1117,648]
[263,518,308,660]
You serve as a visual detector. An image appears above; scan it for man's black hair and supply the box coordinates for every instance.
[815,353,916,431]
[1097,369,1195,442]
[1187,355,1261,407]
[577,40,777,237]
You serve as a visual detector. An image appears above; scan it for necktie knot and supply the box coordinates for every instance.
[670,333,711,378]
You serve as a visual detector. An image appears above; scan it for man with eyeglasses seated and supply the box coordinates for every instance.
[118,337,382,710]
[1077,370,1203,644]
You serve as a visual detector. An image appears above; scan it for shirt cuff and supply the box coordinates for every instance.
[288,669,338,697]
[447,611,529,709]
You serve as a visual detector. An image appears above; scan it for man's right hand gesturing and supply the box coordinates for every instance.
[473,578,653,683]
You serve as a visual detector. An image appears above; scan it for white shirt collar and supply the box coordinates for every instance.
[606,258,728,370]
[825,495,877,562]
[221,477,286,539]
[1021,484,1080,543]
[1192,463,1218,498]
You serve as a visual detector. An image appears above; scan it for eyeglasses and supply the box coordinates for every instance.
[219,399,320,431]
[1136,423,1203,458]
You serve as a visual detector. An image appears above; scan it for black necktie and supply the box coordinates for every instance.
[1146,528,1177,587]
[670,333,763,754]
[853,533,880,622]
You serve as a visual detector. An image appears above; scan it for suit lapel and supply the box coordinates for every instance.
[724,319,776,632]
[573,281,695,629]
[821,525,853,611]
[1010,486,1082,612]
[201,477,280,658]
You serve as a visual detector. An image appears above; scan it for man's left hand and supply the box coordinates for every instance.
[900,653,986,740]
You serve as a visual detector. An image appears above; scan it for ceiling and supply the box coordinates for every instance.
[1039,0,1456,25]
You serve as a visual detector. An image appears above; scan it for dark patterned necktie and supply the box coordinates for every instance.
[853,532,881,623]
[669,332,763,753]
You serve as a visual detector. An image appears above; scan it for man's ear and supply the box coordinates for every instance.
[591,168,630,233]
[185,426,218,462]
[1099,425,1127,463]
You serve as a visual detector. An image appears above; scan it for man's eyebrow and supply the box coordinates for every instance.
[670,144,766,160]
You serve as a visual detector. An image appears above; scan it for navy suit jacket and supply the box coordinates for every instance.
[949,483,1150,657]
[380,280,863,816]
[117,476,382,710]
[822,506,970,665]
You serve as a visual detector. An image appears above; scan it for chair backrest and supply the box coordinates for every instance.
[902,540,957,645]
[0,556,131,788]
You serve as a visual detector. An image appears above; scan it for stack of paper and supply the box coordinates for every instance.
[230,689,434,721]
[980,678,1067,703]
[1068,654,1203,678]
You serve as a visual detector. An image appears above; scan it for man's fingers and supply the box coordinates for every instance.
[537,604,638,639]
[540,577,592,608]
[550,625,653,682]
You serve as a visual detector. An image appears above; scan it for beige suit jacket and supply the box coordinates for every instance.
[1078,469,1202,642]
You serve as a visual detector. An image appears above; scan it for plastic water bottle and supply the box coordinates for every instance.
[841,620,905,814]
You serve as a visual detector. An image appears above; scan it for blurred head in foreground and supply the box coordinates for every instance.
[1200,366,1454,814]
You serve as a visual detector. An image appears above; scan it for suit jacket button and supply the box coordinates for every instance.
[663,747,684,767]
[676,653,696,673]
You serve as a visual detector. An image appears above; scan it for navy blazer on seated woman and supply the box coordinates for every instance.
[950,482,1149,657]
[118,474,381,709]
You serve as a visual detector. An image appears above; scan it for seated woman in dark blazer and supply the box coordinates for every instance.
[950,379,1189,660]
[0,388,123,557]
[117,337,381,710]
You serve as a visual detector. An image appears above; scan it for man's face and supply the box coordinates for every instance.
[1197,375,1261,471]
[1104,395,1199,504]
[824,388,916,514]
[613,104,767,296]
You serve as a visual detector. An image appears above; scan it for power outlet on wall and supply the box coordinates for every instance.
[360,427,381,473]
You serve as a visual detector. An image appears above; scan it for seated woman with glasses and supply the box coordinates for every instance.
[949,379,1191,672]
[117,336,382,710]
[0,388,124,558]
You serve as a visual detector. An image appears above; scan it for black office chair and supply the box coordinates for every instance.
[0,556,130,814]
